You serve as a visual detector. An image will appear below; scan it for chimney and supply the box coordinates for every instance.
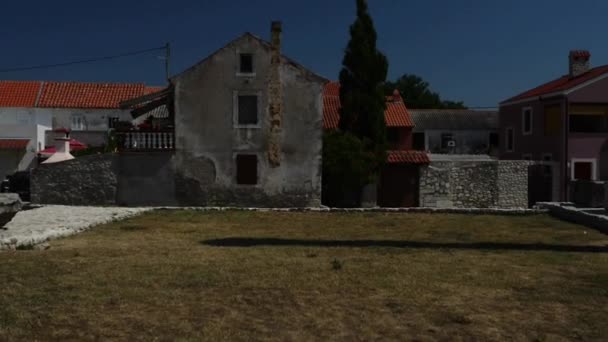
[271,21,282,55]
[268,21,283,167]
[569,50,591,78]
[42,128,75,164]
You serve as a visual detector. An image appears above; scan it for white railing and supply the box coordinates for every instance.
[117,131,175,151]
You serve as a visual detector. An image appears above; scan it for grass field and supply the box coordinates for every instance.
[1,211,607,341]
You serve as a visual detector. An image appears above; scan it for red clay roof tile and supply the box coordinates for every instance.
[323,81,415,129]
[0,81,42,107]
[502,65,608,104]
[38,82,146,109]
[387,150,430,164]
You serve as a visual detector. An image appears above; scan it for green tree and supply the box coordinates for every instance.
[322,131,375,207]
[339,0,388,143]
[385,74,467,109]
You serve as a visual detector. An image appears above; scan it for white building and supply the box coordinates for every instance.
[0,81,161,180]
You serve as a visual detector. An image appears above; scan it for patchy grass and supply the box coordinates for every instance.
[1,211,607,341]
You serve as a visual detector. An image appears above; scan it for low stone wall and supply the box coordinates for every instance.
[31,152,321,208]
[0,193,22,215]
[537,202,608,234]
[569,180,606,208]
[419,160,530,209]
[31,154,117,206]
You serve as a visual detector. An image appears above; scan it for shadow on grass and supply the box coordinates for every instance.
[201,238,608,253]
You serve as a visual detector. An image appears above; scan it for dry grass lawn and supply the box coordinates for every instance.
[1,211,607,341]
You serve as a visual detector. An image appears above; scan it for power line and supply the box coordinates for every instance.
[0,46,167,74]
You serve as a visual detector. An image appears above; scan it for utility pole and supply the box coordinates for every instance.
[165,42,171,81]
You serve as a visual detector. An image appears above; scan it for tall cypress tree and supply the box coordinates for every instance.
[339,0,388,147]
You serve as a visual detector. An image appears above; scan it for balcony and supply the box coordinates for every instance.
[115,130,175,152]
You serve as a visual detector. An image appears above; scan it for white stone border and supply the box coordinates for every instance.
[154,206,548,216]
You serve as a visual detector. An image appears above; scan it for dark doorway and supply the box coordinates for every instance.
[378,165,419,207]
[528,164,553,207]
[573,162,592,180]
[413,133,425,151]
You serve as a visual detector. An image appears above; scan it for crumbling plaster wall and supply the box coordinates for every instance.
[172,34,324,207]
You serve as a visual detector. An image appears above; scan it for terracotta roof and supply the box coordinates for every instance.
[502,65,608,104]
[0,81,42,107]
[0,139,30,150]
[144,86,166,95]
[38,82,147,109]
[387,150,430,164]
[323,82,415,129]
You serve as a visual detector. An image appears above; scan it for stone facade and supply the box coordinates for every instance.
[170,25,325,208]
[31,152,320,208]
[419,160,531,209]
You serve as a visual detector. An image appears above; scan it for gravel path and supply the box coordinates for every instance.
[0,206,152,250]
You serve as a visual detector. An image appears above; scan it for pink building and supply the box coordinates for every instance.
[499,50,608,200]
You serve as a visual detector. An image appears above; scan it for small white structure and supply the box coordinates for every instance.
[42,129,75,164]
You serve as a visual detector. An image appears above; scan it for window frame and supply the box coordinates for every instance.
[570,158,597,181]
[440,132,454,149]
[233,90,262,128]
[505,127,514,152]
[70,114,86,131]
[108,116,120,129]
[235,153,259,186]
[236,51,256,77]
[522,107,533,135]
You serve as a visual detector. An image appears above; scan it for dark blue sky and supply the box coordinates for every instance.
[2,0,607,107]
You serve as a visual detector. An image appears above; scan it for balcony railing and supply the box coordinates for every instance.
[116,130,175,151]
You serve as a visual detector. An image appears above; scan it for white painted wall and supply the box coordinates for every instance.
[0,108,52,178]
[424,130,495,155]
[48,108,132,131]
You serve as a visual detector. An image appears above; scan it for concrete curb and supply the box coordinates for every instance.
[536,202,608,234]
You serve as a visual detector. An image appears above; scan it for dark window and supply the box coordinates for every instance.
[238,95,258,125]
[522,154,532,161]
[489,132,498,147]
[523,108,532,134]
[543,154,552,162]
[569,114,607,133]
[506,128,514,151]
[413,132,425,150]
[108,116,119,129]
[236,154,258,185]
[441,133,453,149]
[239,54,254,73]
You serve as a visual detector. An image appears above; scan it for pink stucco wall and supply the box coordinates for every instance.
[568,134,608,160]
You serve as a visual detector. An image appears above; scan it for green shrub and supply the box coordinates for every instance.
[322,131,380,207]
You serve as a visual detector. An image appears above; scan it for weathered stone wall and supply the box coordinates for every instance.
[497,161,530,208]
[420,160,530,208]
[31,154,118,205]
[31,152,320,208]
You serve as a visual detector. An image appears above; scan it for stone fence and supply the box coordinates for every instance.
[31,153,177,206]
[569,180,606,208]
[419,160,532,209]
